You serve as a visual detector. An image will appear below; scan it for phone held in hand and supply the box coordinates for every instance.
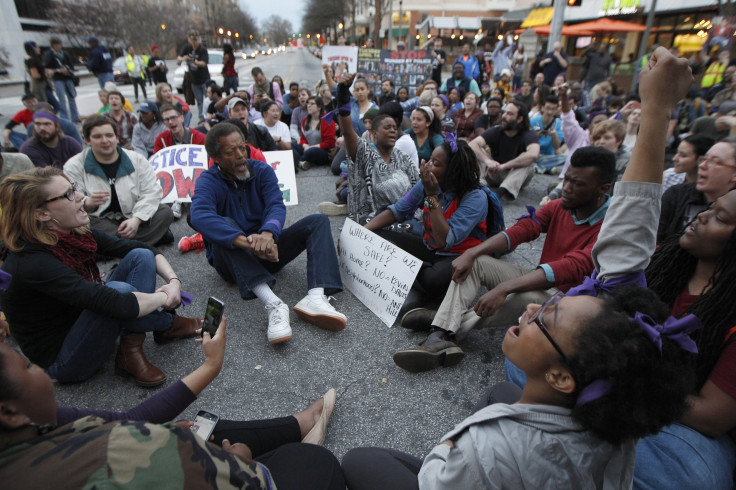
[191,410,219,441]
[202,296,224,337]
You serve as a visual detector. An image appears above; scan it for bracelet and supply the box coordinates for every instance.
[424,195,440,211]
[168,277,181,285]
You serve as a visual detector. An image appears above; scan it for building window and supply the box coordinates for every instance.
[14,0,53,20]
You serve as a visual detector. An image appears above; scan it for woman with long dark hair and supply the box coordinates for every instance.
[297,96,336,169]
[406,106,444,162]
[222,43,238,95]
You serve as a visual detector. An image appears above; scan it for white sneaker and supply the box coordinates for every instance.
[293,295,346,332]
[171,201,182,219]
[317,201,347,216]
[299,160,311,170]
[266,301,292,344]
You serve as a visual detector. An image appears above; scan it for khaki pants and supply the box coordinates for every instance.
[486,164,535,199]
[89,203,173,245]
[432,255,553,340]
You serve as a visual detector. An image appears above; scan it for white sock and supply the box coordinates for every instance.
[252,283,281,306]
[307,287,324,299]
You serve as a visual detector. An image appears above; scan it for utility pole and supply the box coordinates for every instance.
[398,0,403,45]
[547,0,566,52]
[631,0,658,91]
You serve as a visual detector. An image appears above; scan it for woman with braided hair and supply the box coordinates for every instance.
[633,192,736,488]
[365,134,497,312]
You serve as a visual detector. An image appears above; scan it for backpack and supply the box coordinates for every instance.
[482,185,505,239]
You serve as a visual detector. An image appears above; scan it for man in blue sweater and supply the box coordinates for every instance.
[86,36,114,89]
[191,123,346,344]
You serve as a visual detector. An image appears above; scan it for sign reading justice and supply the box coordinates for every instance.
[338,219,421,327]
[148,145,298,206]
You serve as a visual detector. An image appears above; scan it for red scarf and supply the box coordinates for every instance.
[44,231,102,283]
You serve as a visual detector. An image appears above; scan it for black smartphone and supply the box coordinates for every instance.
[190,410,219,441]
[202,296,224,338]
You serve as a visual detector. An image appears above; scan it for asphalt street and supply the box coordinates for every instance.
[3,48,554,460]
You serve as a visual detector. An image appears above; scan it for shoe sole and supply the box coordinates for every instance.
[392,347,465,373]
[400,308,434,331]
[317,203,347,216]
[294,308,346,332]
[268,333,292,344]
[115,366,167,387]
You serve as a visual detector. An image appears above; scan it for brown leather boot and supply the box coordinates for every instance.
[115,333,166,387]
[392,329,464,373]
[153,314,203,344]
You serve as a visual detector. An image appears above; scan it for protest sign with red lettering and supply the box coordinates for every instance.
[149,145,298,206]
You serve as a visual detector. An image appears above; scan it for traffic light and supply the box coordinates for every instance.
[568,0,582,6]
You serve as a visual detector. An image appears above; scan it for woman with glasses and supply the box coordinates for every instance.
[0,167,202,387]
[342,48,700,490]
[658,138,732,244]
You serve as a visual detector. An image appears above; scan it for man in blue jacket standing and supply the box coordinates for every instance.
[191,123,346,345]
[455,43,480,82]
[86,36,114,88]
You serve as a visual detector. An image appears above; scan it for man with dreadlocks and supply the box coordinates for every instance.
[393,146,616,372]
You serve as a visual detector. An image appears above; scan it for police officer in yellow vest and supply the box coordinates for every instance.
[701,50,730,92]
[125,45,147,103]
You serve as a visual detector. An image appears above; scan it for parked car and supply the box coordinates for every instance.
[112,56,131,85]
[174,50,224,93]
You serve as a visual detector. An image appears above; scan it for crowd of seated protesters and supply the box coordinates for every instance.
[3,42,736,490]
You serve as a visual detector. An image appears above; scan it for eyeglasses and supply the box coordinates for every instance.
[700,154,736,170]
[44,182,78,203]
[527,291,568,363]
[163,116,181,123]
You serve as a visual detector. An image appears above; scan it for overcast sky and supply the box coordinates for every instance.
[240,0,304,33]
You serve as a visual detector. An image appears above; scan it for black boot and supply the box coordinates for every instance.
[392,328,464,373]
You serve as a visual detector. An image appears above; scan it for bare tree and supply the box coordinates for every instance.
[48,0,127,51]
[262,15,293,45]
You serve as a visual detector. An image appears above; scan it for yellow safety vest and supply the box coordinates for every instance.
[125,54,145,79]
[701,61,725,88]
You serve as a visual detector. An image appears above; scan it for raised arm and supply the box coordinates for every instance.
[336,73,359,161]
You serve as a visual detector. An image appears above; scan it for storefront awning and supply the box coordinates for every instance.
[390,27,409,37]
[457,17,482,30]
[521,7,554,28]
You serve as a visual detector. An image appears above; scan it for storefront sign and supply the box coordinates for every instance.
[599,0,642,16]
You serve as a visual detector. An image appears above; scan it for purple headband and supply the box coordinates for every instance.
[628,312,701,355]
[445,132,458,153]
[516,205,540,226]
[576,379,612,407]
[438,94,450,108]
[322,103,352,124]
[33,111,59,124]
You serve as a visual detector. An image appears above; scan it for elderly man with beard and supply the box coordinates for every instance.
[469,100,540,200]
[20,109,82,169]
[394,146,615,372]
[190,123,345,345]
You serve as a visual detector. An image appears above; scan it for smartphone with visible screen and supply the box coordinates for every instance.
[191,410,219,441]
[202,297,224,338]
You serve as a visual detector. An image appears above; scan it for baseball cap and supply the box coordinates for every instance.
[138,101,156,113]
[228,97,249,112]
[719,100,736,115]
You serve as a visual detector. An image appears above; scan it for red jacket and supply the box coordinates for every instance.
[300,117,336,149]
[153,128,206,154]
[504,199,606,292]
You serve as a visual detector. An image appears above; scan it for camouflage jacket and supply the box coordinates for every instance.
[0,416,275,489]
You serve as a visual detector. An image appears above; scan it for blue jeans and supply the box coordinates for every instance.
[53,78,80,122]
[303,147,330,166]
[8,130,27,150]
[192,81,206,122]
[46,249,173,383]
[634,423,736,490]
[210,215,343,299]
[504,357,527,388]
[97,72,114,89]
[224,76,239,94]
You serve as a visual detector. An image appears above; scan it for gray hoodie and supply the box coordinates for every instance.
[418,403,635,489]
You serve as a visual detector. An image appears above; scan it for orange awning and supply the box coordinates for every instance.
[569,18,648,33]
[531,25,596,36]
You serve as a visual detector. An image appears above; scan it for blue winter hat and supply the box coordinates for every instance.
[87,35,99,44]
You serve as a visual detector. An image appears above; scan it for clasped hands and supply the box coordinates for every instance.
[245,231,279,262]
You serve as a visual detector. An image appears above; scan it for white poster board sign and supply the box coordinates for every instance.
[149,145,298,206]
[339,219,421,327]
[322,46,359,79]
[263,150,298,206]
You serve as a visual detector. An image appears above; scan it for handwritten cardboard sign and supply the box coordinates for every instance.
[148,145,298,206]
[338,219,421,327]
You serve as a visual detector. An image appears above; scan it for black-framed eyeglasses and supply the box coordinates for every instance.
[527,291,568,363]
[44,182,78,204]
